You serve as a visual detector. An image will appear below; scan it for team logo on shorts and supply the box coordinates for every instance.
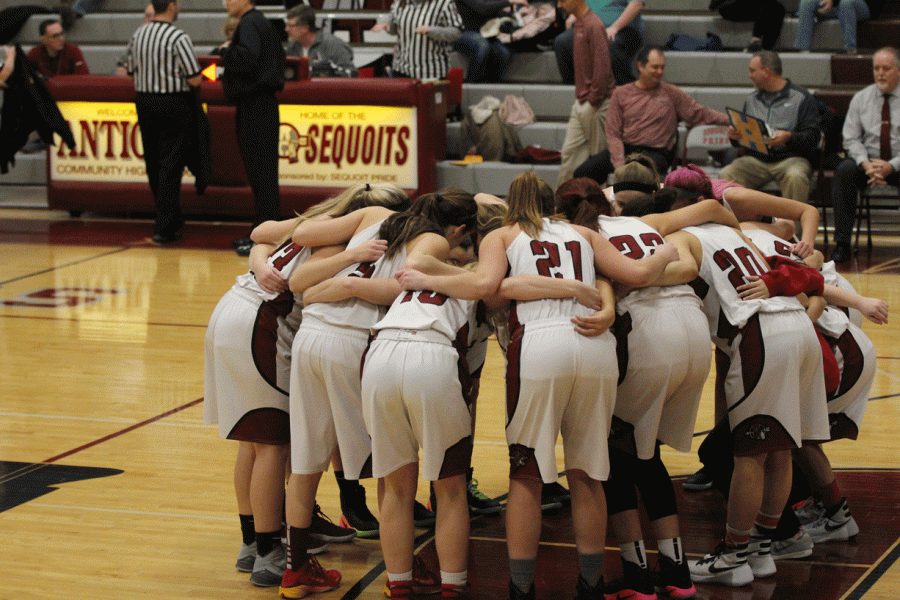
[745,424,771,440]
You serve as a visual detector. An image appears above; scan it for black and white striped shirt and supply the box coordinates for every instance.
[390,0,462,81]
[125,21,201,94]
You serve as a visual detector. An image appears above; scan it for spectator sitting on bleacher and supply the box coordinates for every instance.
[27,18,89,77]
[453,0,527,83]
[554,0,644,85]
[573,46,729,186]
[116,4,155,76]
[285,4,357,77]
[710,0,786,52]
[794,0,884,54]
[829,46,900,263]
[720,51,822,207]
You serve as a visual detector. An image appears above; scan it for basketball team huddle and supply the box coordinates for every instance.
[203,156,888,600]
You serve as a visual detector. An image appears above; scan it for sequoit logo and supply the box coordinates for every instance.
[279,122,410,168]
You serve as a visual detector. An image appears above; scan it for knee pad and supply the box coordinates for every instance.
[603,447,639,516]
[633,447,678,521]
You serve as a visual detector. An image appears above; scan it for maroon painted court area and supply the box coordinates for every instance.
[409,470,900,600]
[0,213,250,250]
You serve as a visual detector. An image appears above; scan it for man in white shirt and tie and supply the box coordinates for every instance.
[831,46,900,262]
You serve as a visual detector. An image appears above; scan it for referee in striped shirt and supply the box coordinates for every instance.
[125,0,201,244]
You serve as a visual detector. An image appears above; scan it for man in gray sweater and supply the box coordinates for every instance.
[285,4,357,77]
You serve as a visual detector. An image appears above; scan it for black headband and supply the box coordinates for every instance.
[612,181,657,194]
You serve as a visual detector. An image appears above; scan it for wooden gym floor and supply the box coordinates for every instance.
[1,200,899,600]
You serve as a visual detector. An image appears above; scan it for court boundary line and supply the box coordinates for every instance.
[43,397,203,464]
[0,246,132,286]
[0,313,209,328]
[841,539,900,600]
[0,397,203,487]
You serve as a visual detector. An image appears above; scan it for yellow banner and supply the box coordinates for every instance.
[52,101,418,188]
[52,101,155,183]
[278,105,418,188]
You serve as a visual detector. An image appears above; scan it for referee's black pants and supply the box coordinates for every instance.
[135,92,194,237]
[236,94,281,225]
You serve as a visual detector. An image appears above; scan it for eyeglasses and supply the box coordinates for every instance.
[46,32,64,39]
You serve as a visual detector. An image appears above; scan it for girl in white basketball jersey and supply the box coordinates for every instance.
[337,202,509,600]
[555,175,741,600]
[741,224,887,546]
[278,192,478,599]
[636,188,830,587]
[397,172,678,600]
[203,184,409,585]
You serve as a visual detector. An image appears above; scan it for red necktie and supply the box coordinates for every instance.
[881,94,892,161]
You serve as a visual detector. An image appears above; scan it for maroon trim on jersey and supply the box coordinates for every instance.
[727,313,764,414]
[357,454,374,480]
[732,415,795,456]
[438,436,474,479]
[612,312,633,387]
[827,413,860,441]
[687,276,710,300]
[505,323,524,427]
[826,330,866,401]
[508,443,542,481]
[251,291,295,395]
[452,322,474,408]
[737,314,765,402]
[227,408,290,444]
[360,331,376,380]
[716,307,740,346]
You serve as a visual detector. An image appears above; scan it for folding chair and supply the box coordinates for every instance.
[681,124,731,168]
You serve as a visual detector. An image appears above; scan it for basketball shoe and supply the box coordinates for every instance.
[236,541,257,573]
[310,504,356,543]
[771,529,814,559]
[604,560,657,600]
[805,498,859,543]
[279,555,341,599]
[746,536,776,578]
[250,544,287,587]
[653,554,696,599]
[688,542,753,587]
[338,479,379,539]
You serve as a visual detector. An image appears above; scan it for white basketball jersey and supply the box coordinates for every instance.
[302,219,406,330]
[506,219,597,326]
[598,215,697,312]
[373,289,476,343]
[684,224,804,346]
[234,239,311,332]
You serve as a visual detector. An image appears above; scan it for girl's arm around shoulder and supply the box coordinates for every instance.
[288,240,387,294]
[403,232,451,270]
[576,224,679,287]
[250,217,301,244]
[651,230,701,287]
[291,206,394,247]
[303,276,401,306]
[249,242,288,294]
[822,285,889,324]
[571,277,616,337]
[499,274,603,311]
[397,228,510,300]
[642,199,739,237]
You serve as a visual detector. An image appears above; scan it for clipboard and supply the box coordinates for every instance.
[726,107,772,155]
